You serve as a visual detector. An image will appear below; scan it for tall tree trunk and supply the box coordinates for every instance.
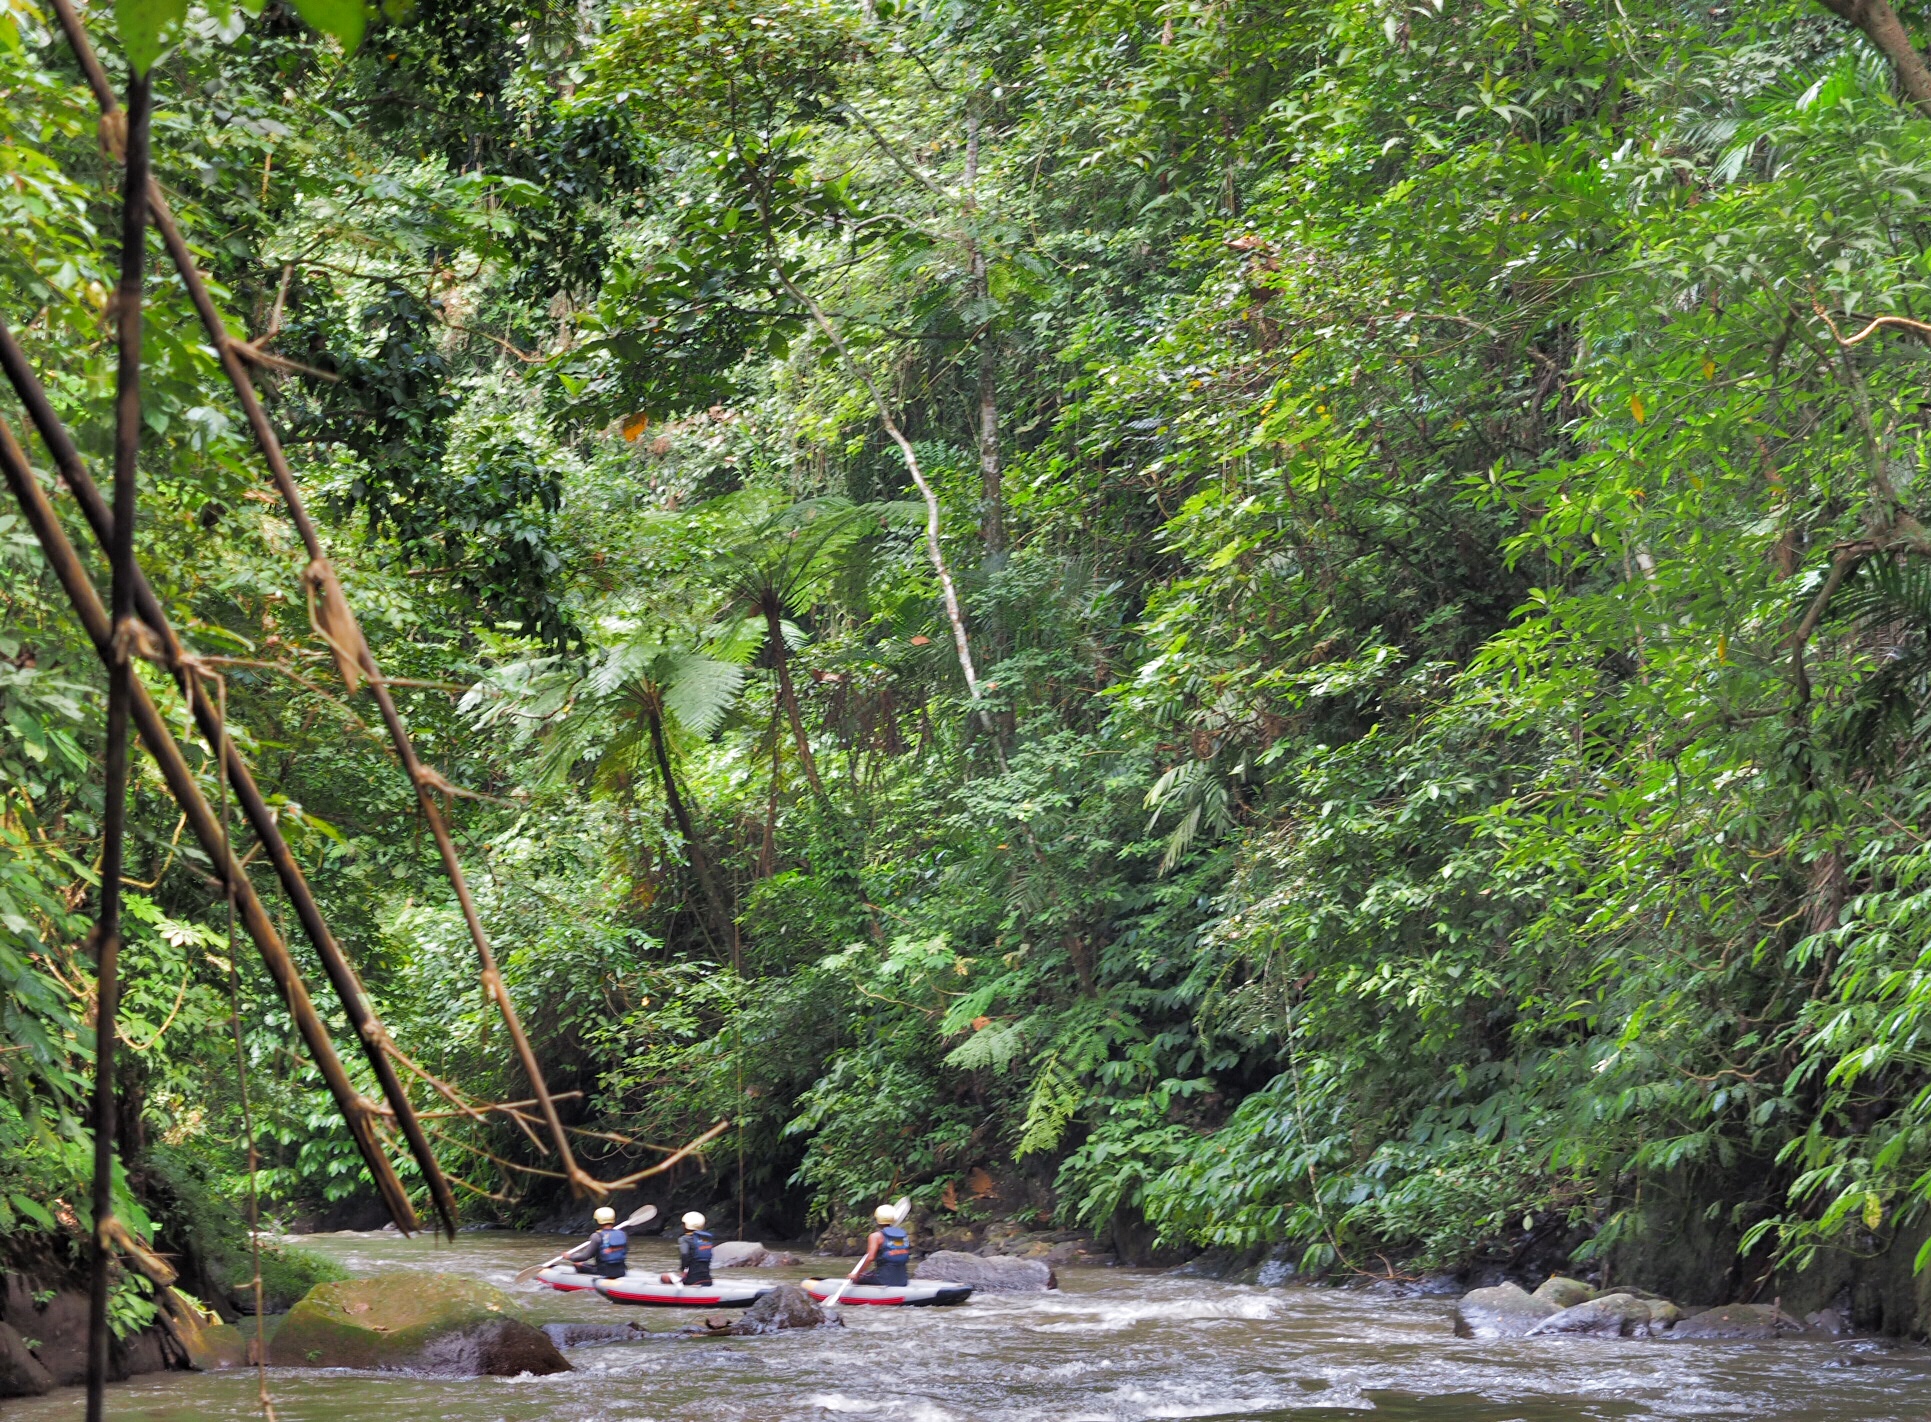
[1815,0,1931,116]
[976,336,1002,557]
[644,699,736,971]
[762,594,828,802]
[760,699,782,879]
[966,109,1004,559]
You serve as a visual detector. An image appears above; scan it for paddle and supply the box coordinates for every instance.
[821,1196,913,1309]
[514,1203,657,1284]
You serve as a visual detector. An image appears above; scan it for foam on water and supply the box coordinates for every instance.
[1115,1383,1303,1418]
[1021,1291,1285,1333]
[802,1394,960,1421]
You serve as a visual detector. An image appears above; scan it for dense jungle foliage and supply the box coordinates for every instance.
[12,0,1931,1316]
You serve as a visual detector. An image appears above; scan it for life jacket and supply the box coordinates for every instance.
[595,1227,628,1276]
[681,1229,714,1284]
[872,1225,910,1286]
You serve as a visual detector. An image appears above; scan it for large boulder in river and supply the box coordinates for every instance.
[269,1273,570,1376]
[1672,1303,1807,1340]
[711,1241,800,1269]
[1528,1293,1655,1338]
[1453,1282,1560,1338]
[730,1284,833,1335]
[1532,1276,1596,1310]
[916,1250,1056,1292]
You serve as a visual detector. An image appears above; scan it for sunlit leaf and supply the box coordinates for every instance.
[287,0,367,52]
[114,0,186,74]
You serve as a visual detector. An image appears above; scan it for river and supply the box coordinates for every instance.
[9,1230,1931,1420]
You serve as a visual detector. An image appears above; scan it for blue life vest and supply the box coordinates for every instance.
[681,1229,714,1284]
[595,1227,628,1276]
[873,1225,910,1286]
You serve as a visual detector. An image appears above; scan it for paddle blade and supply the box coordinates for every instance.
[514,1256,564,1284]
[622,1203,659,1229]
[890,1196,912,1225]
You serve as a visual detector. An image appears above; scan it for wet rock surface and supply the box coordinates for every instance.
[731,1284,833,1335]
[1531,1276,1596,1310]
[1454,1275,1832,1345]
[1672,1302,1808,1340]
[0,1320,54,1397]
[269,1273,570,1376]
[167,1294,251,1372]
[0,1270,185,1395]
[1453,1282,1560,1338]
[1528,1293,1656,1338]
[710,1241,800,1269]
[916,1250,1056,1292]
[542,1322,649,1348]
[680,1285,835,1337]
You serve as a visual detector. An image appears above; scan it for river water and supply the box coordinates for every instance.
[10,1230,1931,1420]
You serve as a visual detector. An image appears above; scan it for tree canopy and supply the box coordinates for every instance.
[10,0,1931,1317]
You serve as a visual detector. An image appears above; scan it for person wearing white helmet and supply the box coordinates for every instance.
[563,1204,630,1278]
[846,1203,911,1289]
[659,1210,715,1287]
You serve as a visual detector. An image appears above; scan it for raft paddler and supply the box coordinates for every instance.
[564,1205,630,1278]
[847,1203,912,1288]
[660,1211,716,1286]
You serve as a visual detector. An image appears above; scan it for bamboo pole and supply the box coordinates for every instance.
[0,317,459,1239]
[0,417,422,1235]
[47,0,589,1193]
[85,66,149,1422]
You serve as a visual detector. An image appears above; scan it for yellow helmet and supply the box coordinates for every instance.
[683,1211,707,1229]
[874,1204,897,1225]
[593,1206,616,1225]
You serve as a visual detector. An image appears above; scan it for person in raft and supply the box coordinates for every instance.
[565,1205,629,1278]
[660,1211,715,1286]
[846,1204,911,1289]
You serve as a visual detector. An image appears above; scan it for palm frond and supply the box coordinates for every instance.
[659,651,746,738]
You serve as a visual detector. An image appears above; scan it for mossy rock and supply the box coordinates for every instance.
[181,1322,252,1371]
[268,1273,569,1376]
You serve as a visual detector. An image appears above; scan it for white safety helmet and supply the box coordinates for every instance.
[593,1206,616,1225]
[874,1204,897,1225]
[683,1211,706,1229]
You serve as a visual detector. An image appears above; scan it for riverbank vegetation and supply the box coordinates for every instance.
[8,0,1931,1317]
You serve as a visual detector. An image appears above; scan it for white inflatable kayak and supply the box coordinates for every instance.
[533,1265,604,1292]
[595,1276,772,1307]
[803,1278,973,1307]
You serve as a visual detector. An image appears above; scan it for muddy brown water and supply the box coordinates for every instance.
[10,1230,1931,1420]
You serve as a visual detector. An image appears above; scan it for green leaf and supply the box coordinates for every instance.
[287,0,367,52]
[9,1194,55,1230]
[115,0,186,74]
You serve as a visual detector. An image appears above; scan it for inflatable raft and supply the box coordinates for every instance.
[802,1278,973,1307]
[532,1265,604,1292]
[595,1276,773,1307]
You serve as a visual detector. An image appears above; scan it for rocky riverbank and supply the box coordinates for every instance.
[1454,1278,1831,1342]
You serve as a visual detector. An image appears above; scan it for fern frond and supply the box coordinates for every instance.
[1015,1052,1082,1158]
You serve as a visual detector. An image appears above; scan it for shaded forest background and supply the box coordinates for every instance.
[8,0,1931,1329]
